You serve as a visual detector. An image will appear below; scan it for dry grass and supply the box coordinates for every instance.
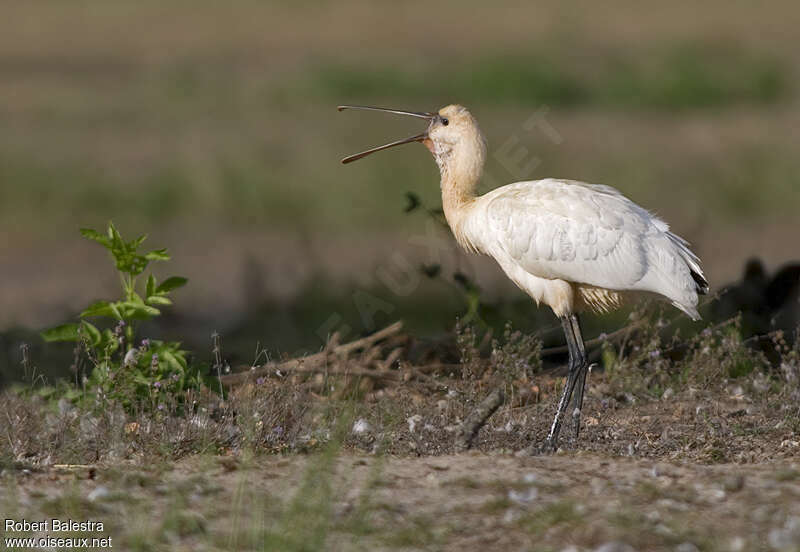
[2,316,800,550]
[3,314,799,465]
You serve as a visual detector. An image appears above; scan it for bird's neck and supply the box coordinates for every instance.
[436,142,485,250]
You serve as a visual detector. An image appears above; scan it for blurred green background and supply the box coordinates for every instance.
[1,0,799,380]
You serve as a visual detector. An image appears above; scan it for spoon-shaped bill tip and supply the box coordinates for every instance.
[340,132,428,164]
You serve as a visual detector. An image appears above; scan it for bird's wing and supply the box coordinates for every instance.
[477,179,689,294]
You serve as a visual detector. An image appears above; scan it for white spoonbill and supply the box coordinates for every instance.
[339,104,708,450]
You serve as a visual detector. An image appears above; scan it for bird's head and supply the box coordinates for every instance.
[339,104,486,181]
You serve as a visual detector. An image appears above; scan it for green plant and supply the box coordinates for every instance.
[41,222,198,407]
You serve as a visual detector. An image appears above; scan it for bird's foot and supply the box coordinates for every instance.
[526,438,559,456]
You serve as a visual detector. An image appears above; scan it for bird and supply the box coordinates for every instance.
[339,104,708,451]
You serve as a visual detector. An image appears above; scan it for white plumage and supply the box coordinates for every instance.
[461,178,705,320]
[340,103,708,451]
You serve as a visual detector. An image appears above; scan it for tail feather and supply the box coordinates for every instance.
[690,269,709,295]
[672,300,701,321]
[667,231,708,296]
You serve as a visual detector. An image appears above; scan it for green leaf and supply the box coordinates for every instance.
[81,300,114,318]
[62,388,83,401]
[146,296,172,306]
[132,234,148,248]
[80,228,110,247]
[41,323,79,342]
[156,276,188,293]
[146,274,156,298]
[80,321,102,347]
[121,302,160,318]
[145,248,170,261]
[37,386,57,399]
[109,222,122,243]
[102,328,117,346]
[133,374,152,386]
[108,302,124,320]
[161,350,186,372]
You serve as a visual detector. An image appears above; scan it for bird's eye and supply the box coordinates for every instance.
[441,117,449,126]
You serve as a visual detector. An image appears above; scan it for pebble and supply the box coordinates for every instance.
[768,516,800,550]
[522,473,537,484]
[407,414,422,433]
[352,418,370,435]
[594,542,636,552]
[508,487,538,505]
[87,486,110,502]
[728,536,745,552]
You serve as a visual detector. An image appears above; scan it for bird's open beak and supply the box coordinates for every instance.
[338,105,435,164]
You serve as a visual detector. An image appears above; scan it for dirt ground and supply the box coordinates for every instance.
[3,375,800,552]
[4,450,800,552]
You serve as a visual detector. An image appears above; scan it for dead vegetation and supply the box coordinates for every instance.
[3,312,800,550]
[3,311,799,466]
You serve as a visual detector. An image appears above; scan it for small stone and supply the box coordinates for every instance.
[594,542,636,552]
[768,516,800,550]
[523,473,538,484]
[729,385,745,400]
[661,387,675,400]
[675,543,699,552]
[728,536,745,552]
[407,414,422,434]
[352,418,371,435]
[651,463,672,478]
[507,487,538,505]
[88,486,110,502]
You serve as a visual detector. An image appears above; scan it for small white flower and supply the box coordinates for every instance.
[123,348,138,367]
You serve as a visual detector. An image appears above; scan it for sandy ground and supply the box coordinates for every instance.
[4,449,800,551]
[4,372,800,552]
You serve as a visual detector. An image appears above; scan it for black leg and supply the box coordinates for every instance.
[544,313,588,451]
[572,368,587,438]
[568,314,588,438]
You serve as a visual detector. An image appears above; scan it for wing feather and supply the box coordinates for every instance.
[473,179,704,313]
